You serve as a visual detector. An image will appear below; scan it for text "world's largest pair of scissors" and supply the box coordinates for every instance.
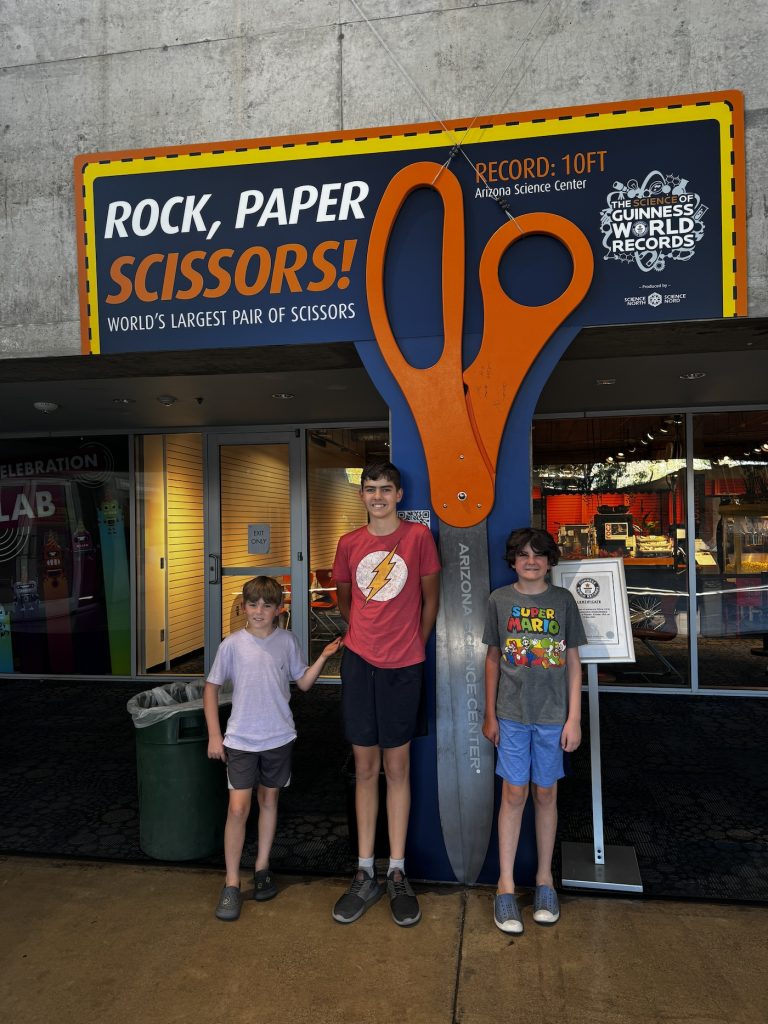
[366,161,594,884]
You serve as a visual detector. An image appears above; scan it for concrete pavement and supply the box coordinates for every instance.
[1,856,765,1024]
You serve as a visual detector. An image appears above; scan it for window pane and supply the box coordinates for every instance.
[0,436,130,675]
[307,428,388,677]
[533,415,689,687]
[693,412,768,689]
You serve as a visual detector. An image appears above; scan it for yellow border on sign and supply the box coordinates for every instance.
[76,94,744,354]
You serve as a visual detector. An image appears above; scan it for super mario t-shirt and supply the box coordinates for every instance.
[482,582,587,725]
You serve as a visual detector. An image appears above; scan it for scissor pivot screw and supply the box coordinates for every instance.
[442,503,448,509]
[458,454,465,460]
[457,492,467,501]
[477,503,482,509]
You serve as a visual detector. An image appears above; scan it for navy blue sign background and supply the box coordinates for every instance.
[89,118,725,354]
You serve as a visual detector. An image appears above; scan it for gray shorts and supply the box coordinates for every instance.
[224,741,294,790]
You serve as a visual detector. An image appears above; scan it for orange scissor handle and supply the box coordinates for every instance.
[463,212,594,474]
[366,162,495,528]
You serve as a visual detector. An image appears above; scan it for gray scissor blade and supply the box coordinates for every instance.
[435,522,495,883]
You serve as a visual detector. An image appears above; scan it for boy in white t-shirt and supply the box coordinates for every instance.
[204,575,342,921]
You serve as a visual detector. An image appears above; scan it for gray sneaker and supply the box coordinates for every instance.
[332,869,382,924]
[533,884,560,925]
[215,884,241,921]
[386,870,421,927]
[493,892,523,934]
[253,868,278,902]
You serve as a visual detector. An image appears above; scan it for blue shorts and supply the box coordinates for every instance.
[495,720,564,788]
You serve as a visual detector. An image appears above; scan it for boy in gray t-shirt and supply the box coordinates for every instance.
[482,528,586,936]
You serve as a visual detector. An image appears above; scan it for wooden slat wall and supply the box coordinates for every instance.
[220,444,291,639]
[309,464,367,574]
[220,444,291,565]
[166,433,204,660]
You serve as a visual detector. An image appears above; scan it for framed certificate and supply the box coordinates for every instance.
[551,557,635,663]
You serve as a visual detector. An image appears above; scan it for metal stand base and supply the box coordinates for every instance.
[561,842,643,892]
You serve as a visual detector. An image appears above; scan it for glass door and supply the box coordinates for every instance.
[205,432,306,672]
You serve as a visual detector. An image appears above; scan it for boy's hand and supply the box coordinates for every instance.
[208,737,226,761]
[321,636,344,659]
[482,715,500,747]
[560,719,582,752]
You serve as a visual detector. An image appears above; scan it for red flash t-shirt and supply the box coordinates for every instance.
[332,519,441,669]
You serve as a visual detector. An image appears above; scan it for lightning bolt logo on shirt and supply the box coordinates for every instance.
[356,545,408,603]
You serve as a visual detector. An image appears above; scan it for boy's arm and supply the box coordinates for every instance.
[295,636,344,691]
[420,572,440,644]
[482,645,501,746]
[336,581,351,623]
[204,681,226,760]
[560,646,583,752]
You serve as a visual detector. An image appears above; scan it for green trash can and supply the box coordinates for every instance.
[128,682,231,861]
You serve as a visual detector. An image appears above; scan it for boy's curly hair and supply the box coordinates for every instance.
[505,527,560,568]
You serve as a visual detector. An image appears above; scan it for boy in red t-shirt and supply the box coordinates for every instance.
[331,462,440,927]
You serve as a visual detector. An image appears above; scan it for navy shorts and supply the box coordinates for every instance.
[224,741,294,790]
[340,648,426,749]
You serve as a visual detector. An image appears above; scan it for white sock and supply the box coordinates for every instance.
[358,856,375,878]
[388,857,405,876]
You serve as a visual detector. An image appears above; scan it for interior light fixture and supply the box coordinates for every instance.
[679,371,706,381]
[606,455,615,463]
[646,432,654,440]
[659,426,669,434]
[640,438,649,445]
[595,378,617,386]
[113,397,135,405]
[33,401,59,414]
[617,450,625,458]
[271,392,295,400]
[156,394,178,406]
[761,443,768,452]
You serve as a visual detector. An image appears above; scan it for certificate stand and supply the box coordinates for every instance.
[561,662,643,892]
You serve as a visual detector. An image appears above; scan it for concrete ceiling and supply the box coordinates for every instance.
[0,318,766,437]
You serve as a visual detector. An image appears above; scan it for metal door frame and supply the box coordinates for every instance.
[204,430,307,674]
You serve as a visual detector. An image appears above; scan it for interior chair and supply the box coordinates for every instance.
[625,594,683,683]
[310,569,341,640]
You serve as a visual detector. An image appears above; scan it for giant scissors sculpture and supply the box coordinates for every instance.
[367,161,594,883]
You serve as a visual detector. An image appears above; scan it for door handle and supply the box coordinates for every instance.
[208,553,220,584]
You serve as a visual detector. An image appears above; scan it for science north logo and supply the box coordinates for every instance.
[600,171,707,273]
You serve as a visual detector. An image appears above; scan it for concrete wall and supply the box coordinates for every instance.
[1,0,766,359]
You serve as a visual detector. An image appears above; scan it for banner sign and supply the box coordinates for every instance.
[75,92,746,355]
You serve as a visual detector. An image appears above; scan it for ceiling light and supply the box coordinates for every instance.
[641,438,648,445]
[659,426,669,434]
[595,378,616,386]
[646,432,654,440]
[617,450,625,458]
[113,397,135,405]
[156,394,177,406]
[679,371,706,381]
[761,443,768,452]
[271,392,295,400]
[33,401,59,414]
